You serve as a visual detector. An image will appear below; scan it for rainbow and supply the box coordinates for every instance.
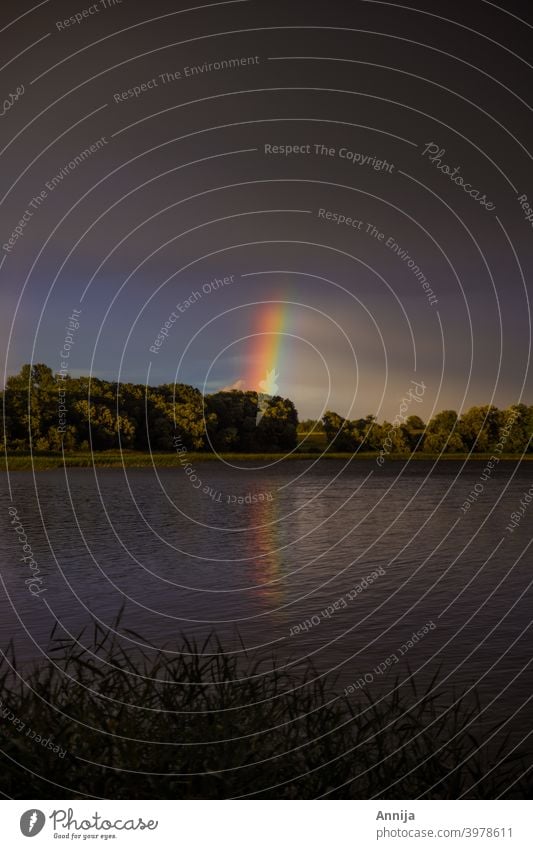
[245,302,287,393]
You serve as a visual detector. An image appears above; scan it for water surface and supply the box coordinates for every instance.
[2,460,531,739]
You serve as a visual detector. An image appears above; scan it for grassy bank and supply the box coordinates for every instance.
[2,451,532,471]
[0,627,528,799]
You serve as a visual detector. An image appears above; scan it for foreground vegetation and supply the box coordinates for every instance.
[0,627,529,799]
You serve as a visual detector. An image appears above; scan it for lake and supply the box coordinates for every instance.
[1,459,532,742]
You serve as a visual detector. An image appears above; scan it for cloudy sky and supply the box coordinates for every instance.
[1,0,532,419]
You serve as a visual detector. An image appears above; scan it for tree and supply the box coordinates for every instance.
[4,363,56,448]
[458,406,502,452]
[297,419,321,433]
[358,416,383,451]
[255,396,298,451]
[205,391,297,451]
[4,364,533,457]
[322,411,358,451]
[500,405,533,453]
[380,421,410,453]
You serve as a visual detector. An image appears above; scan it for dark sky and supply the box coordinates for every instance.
[1,0,532,419]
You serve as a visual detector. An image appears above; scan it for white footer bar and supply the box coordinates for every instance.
[3,800,531,848]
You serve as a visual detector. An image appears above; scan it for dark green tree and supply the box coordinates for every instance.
[458,406,502,452]
[423,410,464,453]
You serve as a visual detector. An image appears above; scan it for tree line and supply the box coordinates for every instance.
[318,405,533,454]
[2,364,298,453]
[2,364,532,454]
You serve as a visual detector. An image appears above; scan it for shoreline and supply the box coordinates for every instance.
[2,451,532,471]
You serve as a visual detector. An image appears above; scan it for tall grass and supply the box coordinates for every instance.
[0,625,528,799]
[1,451,337,470]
